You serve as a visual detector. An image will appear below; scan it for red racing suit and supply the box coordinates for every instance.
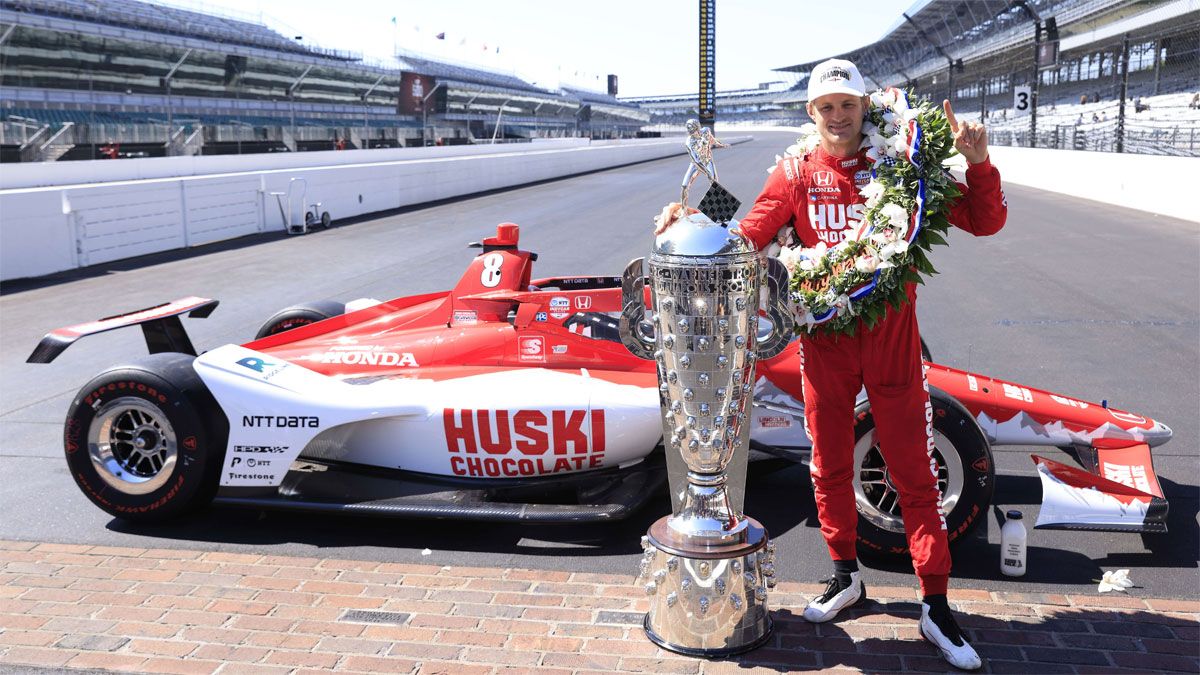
[738,145,1007,595]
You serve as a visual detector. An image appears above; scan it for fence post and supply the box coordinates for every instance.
[1117,32,1129,154]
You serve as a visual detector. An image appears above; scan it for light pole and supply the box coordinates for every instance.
[422,81,446,146]
[161,48,192,132]
[1008,0,1042,147]
[492,97,514,143]
[360,74,386,149]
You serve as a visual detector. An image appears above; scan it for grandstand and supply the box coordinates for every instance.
[0,0,647,162]
[636,0,1197,156]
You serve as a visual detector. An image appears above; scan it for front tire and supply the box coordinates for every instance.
[254,300,345,339]
[852,387,993,557]
[64,354,228,522]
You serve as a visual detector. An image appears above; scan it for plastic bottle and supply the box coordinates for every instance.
[1000,510,1027,577]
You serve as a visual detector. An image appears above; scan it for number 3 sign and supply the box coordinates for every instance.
[1013,85,1032,117]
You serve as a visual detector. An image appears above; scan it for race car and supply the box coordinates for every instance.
[29,223,1173,556]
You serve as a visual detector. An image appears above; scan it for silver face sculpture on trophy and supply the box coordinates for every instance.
[620,120,792,656]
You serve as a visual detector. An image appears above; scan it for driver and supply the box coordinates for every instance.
[655,58,1007,671]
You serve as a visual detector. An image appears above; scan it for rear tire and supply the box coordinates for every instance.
[64,354,228,522]
[254,300,345,339]
[852,387,993,558]
[320,211,332,228]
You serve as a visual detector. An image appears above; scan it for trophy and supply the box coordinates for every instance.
[620,120,792,656]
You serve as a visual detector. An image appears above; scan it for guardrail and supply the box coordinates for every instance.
[0,137,699,281]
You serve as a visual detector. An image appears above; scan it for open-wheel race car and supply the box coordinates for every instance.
[30,223,1173,556]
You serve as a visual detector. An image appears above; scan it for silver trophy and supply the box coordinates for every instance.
[620,121,791,656]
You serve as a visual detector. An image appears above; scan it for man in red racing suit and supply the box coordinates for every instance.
[655,58,1006,671]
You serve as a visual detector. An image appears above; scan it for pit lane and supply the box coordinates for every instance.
[1,132,1196,600]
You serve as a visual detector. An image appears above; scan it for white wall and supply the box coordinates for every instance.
[986,147,1198,223]
[0,138,706,281]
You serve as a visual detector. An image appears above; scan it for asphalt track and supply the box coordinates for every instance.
[1,132,1196,601]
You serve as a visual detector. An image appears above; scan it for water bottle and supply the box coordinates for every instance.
[1000,510,1027,577]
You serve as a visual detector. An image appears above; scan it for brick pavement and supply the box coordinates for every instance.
[0,540,1196,674]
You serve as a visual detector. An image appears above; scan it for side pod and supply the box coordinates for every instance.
[27,297,218,364]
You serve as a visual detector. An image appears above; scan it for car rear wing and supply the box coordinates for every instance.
[1033,441,1167,533]
[27,296,218,364]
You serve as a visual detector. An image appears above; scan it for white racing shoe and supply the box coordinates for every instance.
[919,601,982,671]
[802,571,866,623]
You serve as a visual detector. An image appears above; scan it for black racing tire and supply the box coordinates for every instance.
[852,387,994,558]
[253,300,345,339]
[64,353,228,523]
[920,336,932,363]
[320,211,332,228]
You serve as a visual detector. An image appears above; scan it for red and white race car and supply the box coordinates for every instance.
[30,224,1172,556]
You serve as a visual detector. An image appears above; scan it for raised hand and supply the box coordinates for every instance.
[943,100,989,165]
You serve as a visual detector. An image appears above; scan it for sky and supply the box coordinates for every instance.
[157,0,909,97]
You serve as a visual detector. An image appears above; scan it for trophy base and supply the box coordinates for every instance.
[639,515,774,656]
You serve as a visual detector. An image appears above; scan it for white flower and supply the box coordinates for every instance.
[865,147,881,164]
[860,181,885,203]
[854,255,879,274]
[869,91,885,108]
[799,123,817,138]
[881,203,907,228]
[784,143,803,157]
[879,239,909,261]
[891,92,909,112]
[870,230,896,247]
[882,111,895,126]
[1098,569,1134,593]
[862,122,879,137]
[891,134,909,156]
[880,89,896,107]
[777,246,803,273]
[901,107,919,122]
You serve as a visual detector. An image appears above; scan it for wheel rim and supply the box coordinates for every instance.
[88,397,177,495]
[852,427,964,534]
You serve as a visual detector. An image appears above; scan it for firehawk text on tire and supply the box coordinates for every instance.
[64,353,228,522]
[852,388,994,557]
[254,300,345,339]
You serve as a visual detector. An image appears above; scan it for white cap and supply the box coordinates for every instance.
[807,59,866,102]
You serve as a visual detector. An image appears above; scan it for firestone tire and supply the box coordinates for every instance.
[253,300,345,339]
[851,387,994,558]
[63,353,228,523]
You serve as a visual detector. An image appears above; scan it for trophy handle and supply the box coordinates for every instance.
[755,257,794,360]
[619,257,656,360]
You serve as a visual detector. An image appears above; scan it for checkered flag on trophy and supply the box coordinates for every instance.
[698,181,741,224]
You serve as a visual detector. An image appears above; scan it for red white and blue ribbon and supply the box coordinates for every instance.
[848,270,881,300]
[906,178,926,245]
[906,119,922,167]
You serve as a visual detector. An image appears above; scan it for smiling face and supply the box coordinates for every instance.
[806,93,869,155]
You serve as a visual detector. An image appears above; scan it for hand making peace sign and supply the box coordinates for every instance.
[943,100,990,165]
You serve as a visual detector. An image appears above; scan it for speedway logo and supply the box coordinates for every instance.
[443,408,606,477]
[518,336,545,363]
[241,415,319,428]
[307,345,418,367]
